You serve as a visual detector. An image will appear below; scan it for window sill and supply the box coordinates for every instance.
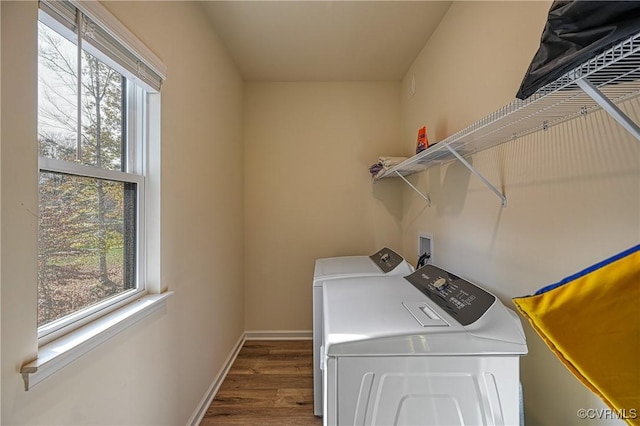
[21,291,173,391]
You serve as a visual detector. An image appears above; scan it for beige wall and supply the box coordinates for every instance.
[244,82,403,330]
[400,2,640,425]
[1,1,244,424]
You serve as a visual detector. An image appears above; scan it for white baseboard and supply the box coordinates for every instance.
[187,333,246,426]
[245,330,312,340]
[187,330,313,425]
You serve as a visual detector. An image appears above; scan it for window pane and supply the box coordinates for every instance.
[38,172,136,327]
[38,22,125,171]
[81,51,124,171]
[38,21,78,161]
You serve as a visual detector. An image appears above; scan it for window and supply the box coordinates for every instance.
[36,1,165,344]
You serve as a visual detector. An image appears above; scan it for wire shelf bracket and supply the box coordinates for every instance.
[394,171,431,207]
[445,145,507,207]
[373,31,640,208]
[576,78,640,143]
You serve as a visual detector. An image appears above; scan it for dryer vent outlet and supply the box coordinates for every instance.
[418,235,433,266]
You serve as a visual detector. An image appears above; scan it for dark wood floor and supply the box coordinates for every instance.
[200,340,323,425]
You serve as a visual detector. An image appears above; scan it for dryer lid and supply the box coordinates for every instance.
[313,248,413,285]
[314,256,383,282]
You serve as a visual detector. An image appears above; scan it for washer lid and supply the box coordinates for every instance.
[323,275,527,357]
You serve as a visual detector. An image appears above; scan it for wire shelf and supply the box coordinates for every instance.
[375,31,640,180]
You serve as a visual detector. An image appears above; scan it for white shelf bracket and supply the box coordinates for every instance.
[444,145,507,207]
[576,78,640,143]
[394,171,431,207]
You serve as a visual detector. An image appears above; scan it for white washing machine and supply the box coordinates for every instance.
[313,248,414,416]
[322,265,527,426]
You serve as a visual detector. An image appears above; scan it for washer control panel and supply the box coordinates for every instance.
[405,265,496,326]
[369,247,405,273]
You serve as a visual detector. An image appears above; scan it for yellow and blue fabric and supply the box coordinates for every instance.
[514,245,640,425]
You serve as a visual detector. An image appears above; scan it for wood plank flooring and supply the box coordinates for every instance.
[200,340,322,425]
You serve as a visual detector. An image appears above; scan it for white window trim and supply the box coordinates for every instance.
[21,292,173,391]
[21,0,167,391]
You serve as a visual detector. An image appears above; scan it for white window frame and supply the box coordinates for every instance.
[36,11,148,344]
[21,0,169,391]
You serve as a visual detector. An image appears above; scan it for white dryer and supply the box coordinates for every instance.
[312,248,414,416]
[322,265,527,426]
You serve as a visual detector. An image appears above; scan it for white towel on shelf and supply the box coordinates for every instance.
[378,156,408,170]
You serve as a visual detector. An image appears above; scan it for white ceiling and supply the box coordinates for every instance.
[201,1,452,81]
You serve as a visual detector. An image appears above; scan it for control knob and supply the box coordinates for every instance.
[433,277,448,291]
